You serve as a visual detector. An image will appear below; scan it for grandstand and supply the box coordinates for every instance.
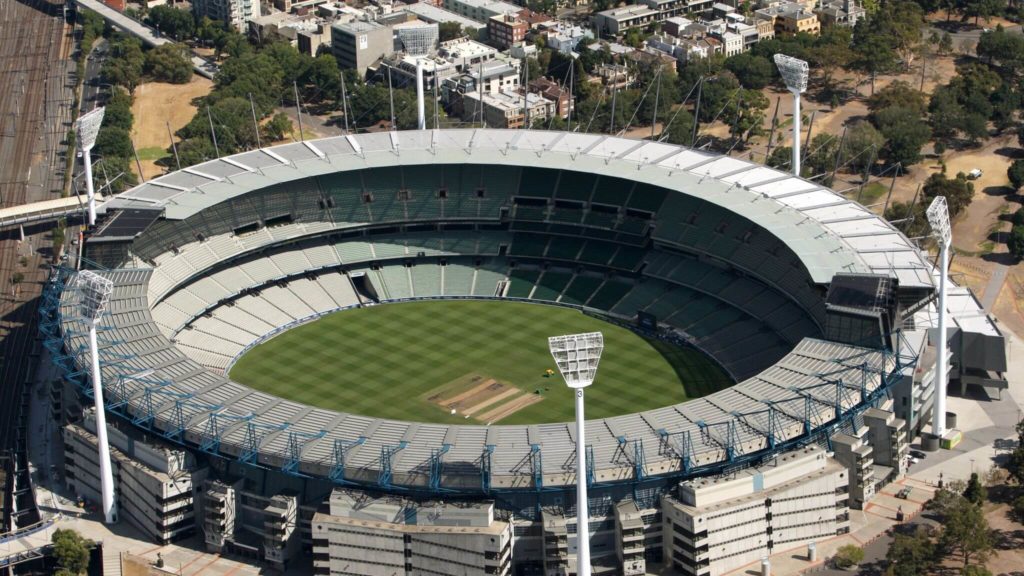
[43,129,945,498]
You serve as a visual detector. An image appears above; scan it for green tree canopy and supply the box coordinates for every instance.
[146,5,196,41]
[438,21,464,42]
[724,53,774,89]
[842,121,886,174]
[923,172,974,218]
[885,525,937,576]
[52,529,91,575]
[1007,159,1024,190]
[962,472,987,506]
[941,495,994,568]
[102,35,145,94]
[873,107,931,167]
[867,81,927,118]
[144,43,193,84]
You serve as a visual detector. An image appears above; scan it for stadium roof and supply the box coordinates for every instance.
[102,130,933,288]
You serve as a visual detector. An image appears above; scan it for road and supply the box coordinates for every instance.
[0,0,76,532]
[72,0,218,78]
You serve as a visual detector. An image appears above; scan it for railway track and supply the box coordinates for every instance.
[0,0,73,529]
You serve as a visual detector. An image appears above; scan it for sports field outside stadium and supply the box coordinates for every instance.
[229,300,731,425]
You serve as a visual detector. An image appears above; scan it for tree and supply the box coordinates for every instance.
[1011,225,1024,259]
[842,121,885,174]
[263,112,292,142]
[803,133,841,181]
[300,53,340,103]
[939,31,954,54]
[724,53,774,89]
[659,108,696,146]
[438,21,464,42]
[1008,159,1024,190]
[942,495,994,568]
[832,544,865,568]
[867,81,927,118]
[102,88,134,132]
[962,472,987,506]
[101,36,145,94]
[52,529,91,575]
[811,26,853,95]
[885,525,937,576]
[1012,493,1024,522]
[94,126,133,159]
[962,566,994,576]
[767,145,792,171]
[145,5,195,41]
[923,172,974,218]
[873,107,931,167]
[144,43,193,84]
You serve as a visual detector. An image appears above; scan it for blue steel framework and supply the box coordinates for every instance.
[40,264,920,508]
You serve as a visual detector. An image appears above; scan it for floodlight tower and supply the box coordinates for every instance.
[78,270,117,524]
[773,54,809,177]
[926,196,952,439]
[416,59,426,130]
[76,107,106,227]
[548,332,604,576]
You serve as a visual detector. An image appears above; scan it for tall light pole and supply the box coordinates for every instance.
[773,54,809,177]
[78,270,117,524]
[549,332,604,576]
[926,196,952,440]
[416,58,427,130]
[75,107,105,227]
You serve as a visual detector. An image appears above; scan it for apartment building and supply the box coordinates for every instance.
[192,0,262,32]
[488,12,528,49]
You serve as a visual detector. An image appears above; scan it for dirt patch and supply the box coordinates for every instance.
[130,77,213,179]
[476,393,544,423]
[943,134,1018,252]
[425,372,543,423]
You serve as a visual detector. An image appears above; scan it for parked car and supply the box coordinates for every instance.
[967,168,983,179]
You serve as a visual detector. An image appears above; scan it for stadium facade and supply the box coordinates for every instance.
[42,129,1007,575]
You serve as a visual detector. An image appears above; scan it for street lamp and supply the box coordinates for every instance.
[773,54,809,177]
[78,270,117,524]
[75,107,105,227]
[926,196,951,440]
[548,332,603,576]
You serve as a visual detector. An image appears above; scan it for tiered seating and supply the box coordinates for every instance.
[473,263,507,296]
[510,234,549,258]
[261,285,315,319]
[546,237,585,261]
[531,270,574,302]
[316,273,360,308]
[559,274,604,306]
[379,265,413,300]
[410,264,442,297]
[587,279,633,310]
[507,268,540,298]
[289,278,336,311]
[442,263,476,296]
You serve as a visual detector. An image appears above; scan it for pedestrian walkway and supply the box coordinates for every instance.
[981,264,1008,311]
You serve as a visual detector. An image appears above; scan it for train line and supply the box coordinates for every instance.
[0,0,74,529]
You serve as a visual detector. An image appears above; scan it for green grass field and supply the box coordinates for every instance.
[229,300,731,425]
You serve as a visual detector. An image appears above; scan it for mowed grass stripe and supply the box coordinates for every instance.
[229,300,731,424]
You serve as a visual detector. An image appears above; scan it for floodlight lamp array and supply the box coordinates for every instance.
[78,270,114,322]
[926,196,951,245]
[76,107,107,152]
[773,54,809,94]
[548,332,604,389]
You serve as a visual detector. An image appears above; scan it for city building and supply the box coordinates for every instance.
[331,20,395,76]
[816,0,866,27]
[311,489,513,576]
[528,77,572,118]
[540,21,593,54]
[399,2,486,37]
[461,89,554,128]
[488,12,528,49]
[831,430,876,509]
[662,447,850,576]
[441,0,521,24]
[63,410,205,544]
[248,11,333,55]
[594,4,659,37]
[755,2,821,35]
[192,0,262,32]
[394,20,440,55]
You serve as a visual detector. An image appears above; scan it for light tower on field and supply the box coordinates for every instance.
[78,270,117,524]
[773,54,809,177]
[926,196,952,439]
[548,332,604,576]
[76,107,106,227]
